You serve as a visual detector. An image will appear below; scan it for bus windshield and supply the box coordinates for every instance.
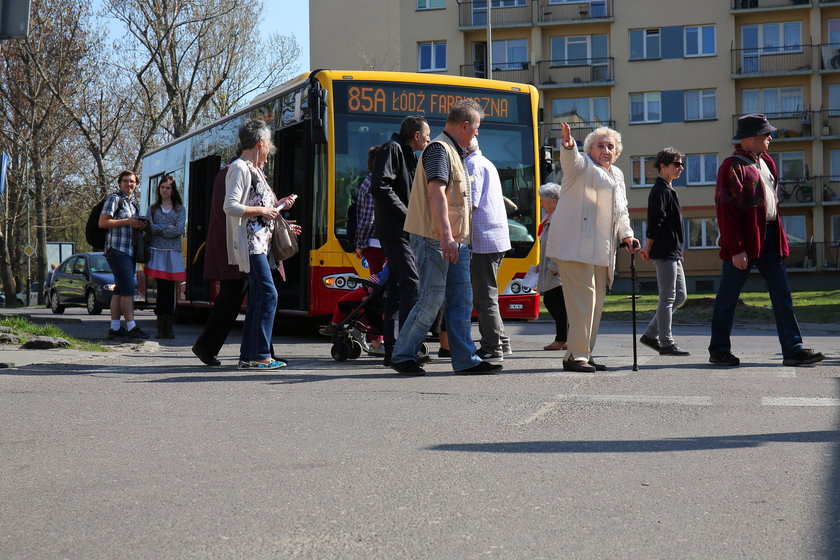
[332,81,536,258]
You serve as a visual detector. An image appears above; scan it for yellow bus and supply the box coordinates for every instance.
[140,70,543,319]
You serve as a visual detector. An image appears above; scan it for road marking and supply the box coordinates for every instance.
[762,397,840,407]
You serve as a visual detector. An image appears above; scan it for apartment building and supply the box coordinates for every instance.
[310,0,840,291]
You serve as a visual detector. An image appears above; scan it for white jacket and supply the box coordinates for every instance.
[222,158,254,274]
[545,145,633,287]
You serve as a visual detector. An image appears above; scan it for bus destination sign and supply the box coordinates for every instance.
[334,82,523,123]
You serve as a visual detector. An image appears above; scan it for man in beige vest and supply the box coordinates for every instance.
[390,99,503,376]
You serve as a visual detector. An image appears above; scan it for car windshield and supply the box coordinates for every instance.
[88,255,112,273]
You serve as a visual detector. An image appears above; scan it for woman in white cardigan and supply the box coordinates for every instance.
[223,119,296,370]
[545,122,639,373]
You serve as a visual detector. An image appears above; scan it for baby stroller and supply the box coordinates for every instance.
[330,275,387,362]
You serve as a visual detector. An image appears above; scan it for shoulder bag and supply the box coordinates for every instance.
[271,216,299,261]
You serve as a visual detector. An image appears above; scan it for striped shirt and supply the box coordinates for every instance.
[101,191,137,256]
[466,149,511,254]
[422,131,467,183]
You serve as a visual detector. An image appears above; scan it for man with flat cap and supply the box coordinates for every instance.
[708,113,824,367]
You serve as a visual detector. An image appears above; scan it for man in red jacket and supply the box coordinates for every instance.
[709,114,824,367]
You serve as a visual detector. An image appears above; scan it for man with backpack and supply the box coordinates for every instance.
[98,170,150,340]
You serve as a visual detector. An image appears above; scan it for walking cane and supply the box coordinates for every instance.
[621,241,640,371]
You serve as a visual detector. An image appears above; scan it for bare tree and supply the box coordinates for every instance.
[106,0,301,140]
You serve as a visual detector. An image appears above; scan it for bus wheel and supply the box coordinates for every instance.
[331,341,351,362]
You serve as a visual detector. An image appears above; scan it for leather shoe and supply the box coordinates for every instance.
[639,334,661,353]
[783,348,825,367]
[543,340,567,351]
[391,360,426,376]
[660,344,691,356]
[457,361,502,375]
[588,359,607,371]
[562,359,596,373]
[191,345,221,366]
[709,351,740,367]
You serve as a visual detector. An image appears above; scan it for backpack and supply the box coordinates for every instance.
[85,197,108,251]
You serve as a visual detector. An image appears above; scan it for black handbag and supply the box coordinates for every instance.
[133,203,152,264]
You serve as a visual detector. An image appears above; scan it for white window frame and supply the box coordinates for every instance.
[686,217,720,249]
[629,28,661,60]
[418,41,446,72]
[742,87,803,115]
[629,92,661,123]
[685,25,716,57]
[781,215,807,247]
[492,38,528,68]
[417,0,445,9]
[685,154,718,185]
[768,151,806,180]
[685,89,717,121]
[830,215,840,246]
[551,96,610,122]
[630,155,657,186]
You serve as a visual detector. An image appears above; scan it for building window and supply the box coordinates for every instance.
[552,97,610,122]
[631,155,657,186]
[630,92,661,123]
[686,154,718,185]
[629,29,661,60]
[781,215,807,247]
[492,39,528,70]
[742,87,803,115]
[419,41,446,72]
[685,25,716,57]
[685,89,716,121]
[768,151,805,179]
[551,34,608,65]
[417,0,445,9]
[831,215,840,246]
[741,22,802,73]
[631,218,647,241]
[686,217,719,249]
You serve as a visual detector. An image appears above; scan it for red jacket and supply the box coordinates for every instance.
[715,147,789,260]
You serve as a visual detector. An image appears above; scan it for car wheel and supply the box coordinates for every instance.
[86,290,103,315]
[43,291,50,309]
[50,290,65,314]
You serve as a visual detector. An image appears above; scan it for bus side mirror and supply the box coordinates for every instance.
[308,86,328,144]
[540,146,555,183]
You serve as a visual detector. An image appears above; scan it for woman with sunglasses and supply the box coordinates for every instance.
[638,147,690,357]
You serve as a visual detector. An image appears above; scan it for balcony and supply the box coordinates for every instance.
[537,58,614,87]
[732,111,814,142]
[778,178,817,206]
[732,0,811,10]
[819,241,840,270]
[731,45,813,77]
[817,43,840,71]
[457,0,533,28]
[460,62,534,84]
[536,0,612,24]
[814,110,840,138]
[541,120,616,149]
[817,176,840,203]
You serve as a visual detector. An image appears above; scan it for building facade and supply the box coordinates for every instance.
[310,0,840,290]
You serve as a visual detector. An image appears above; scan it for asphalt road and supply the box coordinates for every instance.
[1,307,839,559]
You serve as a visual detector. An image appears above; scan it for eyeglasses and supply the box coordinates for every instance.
[672,161,684,168]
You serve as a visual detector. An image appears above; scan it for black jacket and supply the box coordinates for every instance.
[646,177,684,260]
[371,133,418,238]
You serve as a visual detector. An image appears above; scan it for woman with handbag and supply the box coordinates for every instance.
[145,175,187,338]
[223,119,296,370]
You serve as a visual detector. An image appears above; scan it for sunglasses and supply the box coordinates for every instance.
[672,161,684,168]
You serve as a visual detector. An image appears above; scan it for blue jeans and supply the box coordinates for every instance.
[392,235,480,371]
[240,253,277,362]
[709,223,804,359]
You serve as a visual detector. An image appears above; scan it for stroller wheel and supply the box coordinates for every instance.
[349,340,363,359]
[331,341,352,362]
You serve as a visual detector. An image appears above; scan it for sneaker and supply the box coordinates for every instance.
[391,360,426,376]
[239,359,287,370]
[562,359,596,373]
[709,351,740,367]
[107,327,127,340]
[367,343,386,357]
[417,352,432,365]
[126,326,149,339]
[318,324,335,337]
[476,348,504,362]
[501,342,513,356]
[660,344,691,356]
[438,347,451,358]
[588,359,607,371]
[457,361,503,375]
[783,348,825,367]
[191,345,221,366]
[639,334,661,353]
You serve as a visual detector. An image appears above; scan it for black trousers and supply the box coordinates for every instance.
[154,279,177,316]
[193,279,247,358]
[542,286,568,342]
[379,232,419,348]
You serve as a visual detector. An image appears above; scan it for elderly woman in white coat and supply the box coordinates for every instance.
[545,122,639,373]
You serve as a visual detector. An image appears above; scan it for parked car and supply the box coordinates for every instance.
[16,282,41,305]
[49,253,115,315]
